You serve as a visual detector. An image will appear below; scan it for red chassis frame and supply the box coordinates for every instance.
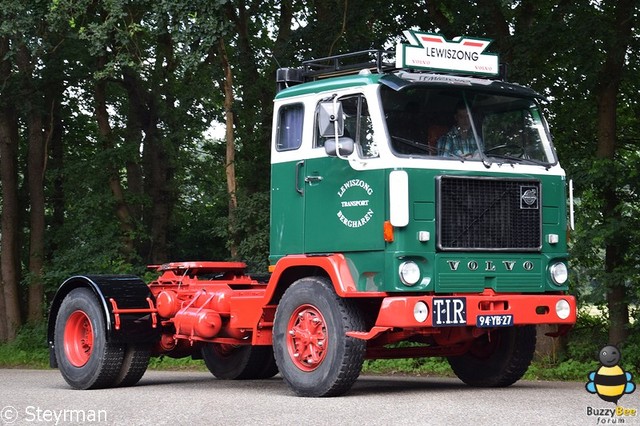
[105,256,575,359]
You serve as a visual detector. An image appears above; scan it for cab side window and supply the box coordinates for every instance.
[276,103,304,151]
[315,95,378,158]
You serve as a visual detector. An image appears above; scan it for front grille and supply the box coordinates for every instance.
[437,176,541,251]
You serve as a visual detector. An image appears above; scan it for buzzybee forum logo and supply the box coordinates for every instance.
[586,345,635,404]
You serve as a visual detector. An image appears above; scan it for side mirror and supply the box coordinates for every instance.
[317,101,344,137]
[325,137,354,157]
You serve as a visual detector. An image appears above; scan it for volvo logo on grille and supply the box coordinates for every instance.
[446,260,536,271]
[520,186,539,209]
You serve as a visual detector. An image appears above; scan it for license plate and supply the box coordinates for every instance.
[432,297,467,326]
[477,314,513,327]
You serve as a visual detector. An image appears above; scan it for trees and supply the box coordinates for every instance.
[530,0,640,345]
[0,0,638,346]
[0,0,55,338]
[0,34,22,340]
[415,0,640,347]
[590,0,637,345]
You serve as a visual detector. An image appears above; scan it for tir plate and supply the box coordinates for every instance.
[432,297,467,326]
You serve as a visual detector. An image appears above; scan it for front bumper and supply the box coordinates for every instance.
[347,289,576,340]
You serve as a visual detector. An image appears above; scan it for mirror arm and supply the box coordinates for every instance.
[333,96,347,160]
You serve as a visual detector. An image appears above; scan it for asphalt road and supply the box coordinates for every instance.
[0,369,637,426]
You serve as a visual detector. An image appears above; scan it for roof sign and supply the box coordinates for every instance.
[396,30,499,77]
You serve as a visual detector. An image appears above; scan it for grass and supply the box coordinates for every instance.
[0,323,50,369]
[0,344,599,382]
[148,356,208,371]
[0,328,598,381]
[0,347,599,382]
[0,344,50,369]
[2,319,633,382]
[362,356,599,381]
[363,357,455,377]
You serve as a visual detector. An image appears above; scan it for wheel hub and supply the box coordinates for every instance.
[63,310,94,367]
[286,304,327,371]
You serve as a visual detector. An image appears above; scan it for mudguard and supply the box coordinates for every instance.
[47,275,159,367]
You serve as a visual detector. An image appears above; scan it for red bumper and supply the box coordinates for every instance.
[348,290,576,340]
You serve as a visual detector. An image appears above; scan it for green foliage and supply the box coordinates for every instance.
[232,190,271,272]
[147,356,208,372]
[619,321,640,375]
[524,359,599,381]
[363,357,454,377]
[0,0,638,367]
[43,144,143,290]
[565,311,609,362]
[169,139,229,262]
[0,323,49,368]
[363,355,602,382]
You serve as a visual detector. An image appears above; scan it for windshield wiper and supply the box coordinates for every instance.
[486,153,551,169]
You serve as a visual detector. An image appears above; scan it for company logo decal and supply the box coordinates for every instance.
[395,30,499,76]
[336,179,374,228]
[520,186,539,210]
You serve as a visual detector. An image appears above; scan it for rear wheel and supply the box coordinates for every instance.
[202,343,278,380]
[447,325,536,387]
[273,276,365,397]
[54,288,124,389]
[114,345,150,387]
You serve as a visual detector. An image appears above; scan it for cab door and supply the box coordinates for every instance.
[303,94,385,254]
[269,102,306,263]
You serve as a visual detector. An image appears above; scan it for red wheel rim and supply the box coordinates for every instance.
[63,310,94,367]
[286,304,327,371]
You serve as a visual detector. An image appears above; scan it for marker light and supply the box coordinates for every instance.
[550,262,568,286]
[413,301,429,323]
[399,261,421,286]
[383,221,394,242]
[555,299,571,320]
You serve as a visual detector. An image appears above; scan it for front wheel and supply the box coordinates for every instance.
[54,288,125,389]
[273,276,366,397]
[447,325,536,387]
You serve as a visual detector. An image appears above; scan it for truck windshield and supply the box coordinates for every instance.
[381,86,556,165]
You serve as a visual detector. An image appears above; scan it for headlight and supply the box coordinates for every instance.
[550,262,568,286]
[556,299,571,320]
[413,301,429,323]
[399,261,421,286]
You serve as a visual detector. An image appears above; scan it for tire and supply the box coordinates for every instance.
[54,288,125,389]
[272,276,366,397]
[253,347,280,379]
[447,325,536,387]
[114,345,150,387]
[202,343,279,380]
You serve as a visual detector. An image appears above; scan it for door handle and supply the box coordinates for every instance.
[295,161,304,195]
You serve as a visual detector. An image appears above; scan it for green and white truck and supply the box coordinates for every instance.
[49,31,576,397]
